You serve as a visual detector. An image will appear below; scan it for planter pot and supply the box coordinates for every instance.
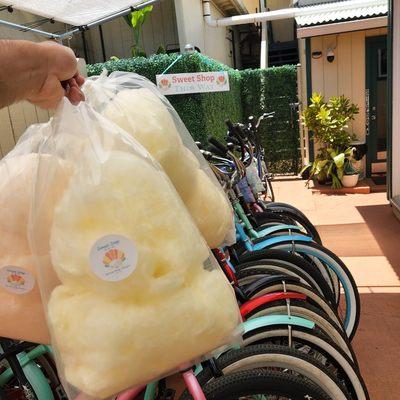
[341,174,359,188]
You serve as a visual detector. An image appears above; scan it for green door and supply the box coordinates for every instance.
[365,35,388,180]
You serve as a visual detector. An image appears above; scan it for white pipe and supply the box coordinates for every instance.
[260,0,268,69]
[203,0,387,27]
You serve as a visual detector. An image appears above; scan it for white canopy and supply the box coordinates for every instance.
[0,0,149,27]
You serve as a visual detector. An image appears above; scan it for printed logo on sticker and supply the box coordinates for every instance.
[0,266,36,294]
[90,234,138,282]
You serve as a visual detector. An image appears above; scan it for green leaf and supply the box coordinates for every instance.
[130,5,153,29]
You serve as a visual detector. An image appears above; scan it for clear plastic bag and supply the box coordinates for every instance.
[0,123,52,344]
[29,100,241,399]
[83,71,236,248]
[246,159,265,195]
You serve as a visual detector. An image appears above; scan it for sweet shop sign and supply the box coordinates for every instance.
[156,71,230,95]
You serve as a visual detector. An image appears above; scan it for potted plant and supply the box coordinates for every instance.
[301,94,360,189]
[342,158,359,188]
[301,146,358,189]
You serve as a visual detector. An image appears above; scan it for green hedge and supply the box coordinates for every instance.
[87,53,242,144]
[87,55,299,173]
[241,66,300,174]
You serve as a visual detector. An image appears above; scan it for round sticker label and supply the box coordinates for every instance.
[0,266,36,295]
[90,234,138,282]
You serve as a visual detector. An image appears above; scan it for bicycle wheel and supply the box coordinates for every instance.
[187,344,352,400]
[241,276,342,330]
[241,326,368,400]
[181,369,332,400]
[253,241,360,340]
[236,250,336,306]
[253,206,322,245]
[238,249,339,306]
[243,299,352,359]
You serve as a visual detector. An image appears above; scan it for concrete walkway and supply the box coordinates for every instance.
[274,178,400,400]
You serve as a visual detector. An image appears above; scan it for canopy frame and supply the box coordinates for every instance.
[0,0,159,40]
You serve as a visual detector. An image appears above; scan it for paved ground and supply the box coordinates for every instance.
[274,178,400,400]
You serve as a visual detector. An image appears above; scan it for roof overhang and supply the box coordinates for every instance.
[297,15,388,38]
[212,0,249,16]
[295,0,388,30]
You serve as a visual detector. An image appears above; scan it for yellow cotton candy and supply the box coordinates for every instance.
[48,267,239,399]
[50,150,209,297]
[0,251,50,344]
[102,88,182,165]
[102,87,233,248]
[0,153,68,344]
[185,170,234,249]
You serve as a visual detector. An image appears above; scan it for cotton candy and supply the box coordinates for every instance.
[0,153,68,344]
[86,74,234,248]
[48,267,238,398]
[0,249,50,344]
[31,101,239,399]
[50,150,209,297]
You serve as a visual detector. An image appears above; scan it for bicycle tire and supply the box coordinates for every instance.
[253,206,322,245]
[243,299,352,359]
[255,241,360,340]
[240,274,342,329]
[241,326,368,400]
[187,344,352,400]
[180,369,332,400]
[236,250,336,306]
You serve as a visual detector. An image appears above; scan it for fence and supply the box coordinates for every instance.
[241,66,301,174]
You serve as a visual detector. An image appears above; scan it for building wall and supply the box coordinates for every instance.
[301,27,387,154]
[174,0,233,66]
[392,0,400,205]
[268,0,295,43]
[204,3,234,66]
[86,0,179,63]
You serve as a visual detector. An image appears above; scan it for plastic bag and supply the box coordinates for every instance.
[0,123,54,344]
[246,159,265,195]
[83,71,235,248]
[29,100,240,399]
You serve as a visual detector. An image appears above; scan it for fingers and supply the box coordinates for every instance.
[29,42,86,109]
[28,80,65,109]
[74,73,85,87]
[67,85,85,106]
[39,41,78,82]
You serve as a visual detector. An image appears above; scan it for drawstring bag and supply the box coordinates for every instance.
[29,100,240,399]
[0,123,55,344]
[83,71,235,249]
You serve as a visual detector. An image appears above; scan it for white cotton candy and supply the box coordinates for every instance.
[101,87,233,248]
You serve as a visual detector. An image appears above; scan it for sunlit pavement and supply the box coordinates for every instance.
[274,177,400,399]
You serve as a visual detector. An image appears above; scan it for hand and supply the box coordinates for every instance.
[27,41,85,109]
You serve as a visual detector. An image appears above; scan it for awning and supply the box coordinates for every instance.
[295,0,388,27]
[213,0,248,16]
[0,0,151,27]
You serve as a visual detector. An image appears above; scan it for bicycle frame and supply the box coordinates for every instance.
[234,200,302,241]
[115,369,206,400]
[0,343,55,400]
